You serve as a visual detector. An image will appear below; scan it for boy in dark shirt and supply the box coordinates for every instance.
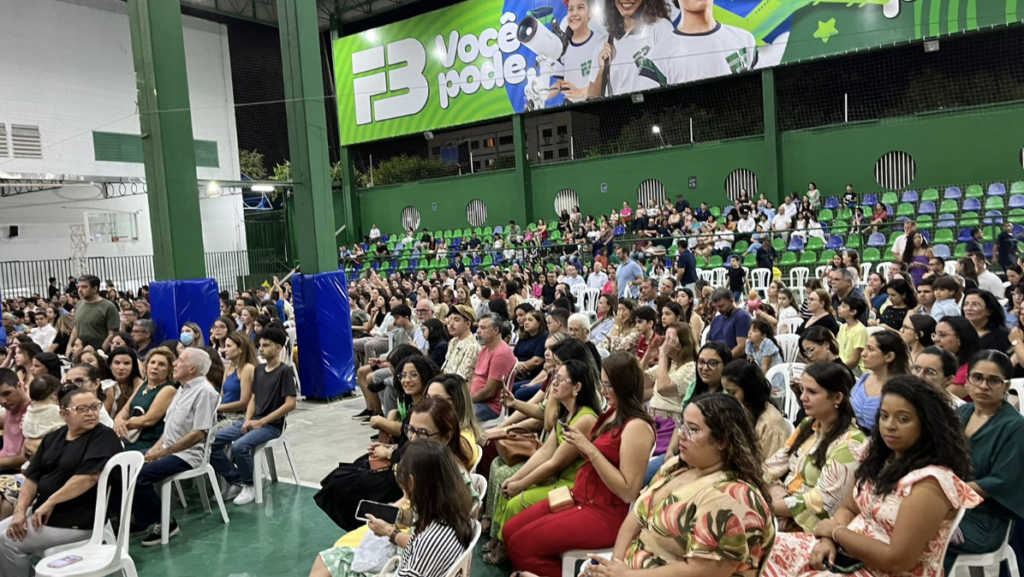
[726,255,748,303]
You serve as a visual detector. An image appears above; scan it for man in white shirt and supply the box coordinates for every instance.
[368,224,381,242]
[561,264,585,290]
[737,212,756,234]
[782,196,798,219]
[891,220,917,261]
[29,312,56,351]
[587,262,609,290]
[972,252,1005,298]
[772,211,791,232]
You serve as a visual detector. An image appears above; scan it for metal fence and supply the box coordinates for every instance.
[0,249,284,298]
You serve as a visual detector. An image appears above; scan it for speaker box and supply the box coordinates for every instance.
[8,226,18,238]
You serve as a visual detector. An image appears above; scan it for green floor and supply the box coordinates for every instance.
[131,483,512,577]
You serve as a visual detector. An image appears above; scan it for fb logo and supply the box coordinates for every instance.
[352,38,429,126]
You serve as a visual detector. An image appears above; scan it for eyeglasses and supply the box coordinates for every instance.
[68,403,103,415]
[397,371,420,380]
[802,346,819,357]
[672,417,705,440]
[403,423,441,438]
[62,377,90,387]
[963,301,986,309]
[968,373,1008,388]
[911,365,939,378]
[697,359,721,369]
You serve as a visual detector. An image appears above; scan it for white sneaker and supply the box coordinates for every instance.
[233,484,256,506]
[223,484,243,501]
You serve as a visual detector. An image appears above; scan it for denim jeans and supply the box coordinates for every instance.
[210,421,282,486]
[514,383,543,402]
[132,454,193,529]
[474,402,499,422]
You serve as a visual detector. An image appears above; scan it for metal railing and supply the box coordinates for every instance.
[0,249,284,298]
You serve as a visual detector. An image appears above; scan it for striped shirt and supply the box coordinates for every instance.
[397,522,467,577]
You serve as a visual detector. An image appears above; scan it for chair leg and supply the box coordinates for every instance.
[174,480,188,510]
[207,469,230,525]
[196,477,212,514]
[160,482,172,545]
[1006,548,1020,577]
[121,557,139,577]
[284,439,299,483]
[254,448,265,505]
[266,446,279,483]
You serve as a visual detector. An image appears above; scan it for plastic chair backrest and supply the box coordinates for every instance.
[444,521,482,577]
[776,334,801,364]
[100,452,145,562]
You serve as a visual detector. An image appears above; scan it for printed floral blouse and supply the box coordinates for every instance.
[763,418,867,532]
[625,456,776,576]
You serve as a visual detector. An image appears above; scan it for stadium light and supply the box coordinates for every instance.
[652,126,661,134]
[251,184,275,193]
[205,180,222,198]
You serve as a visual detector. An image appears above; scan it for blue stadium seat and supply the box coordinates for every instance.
[862,193,878,207]
[901,190,918,203]
[787,236,805,252]
[958,228,975,242]
[932,245,951,258]
[936,214,957,228]
[989,183,1006,196]
[824,196,840,209]
[1014,225,1024,237]
[827,235,844,250]
[1010,195,1024,209]
[920,230,931,243]
[867,233,886,248]
[983,242,994,259]
[984,210,1004,225]
[944,186,962,199]
[963,197,982,212]
[918,201,936,215]
[614,225,626,236]
[493,225,504,234]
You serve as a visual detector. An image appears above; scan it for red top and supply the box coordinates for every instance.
[571,409,640,510]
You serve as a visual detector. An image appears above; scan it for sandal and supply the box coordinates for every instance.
[483,547,507,565]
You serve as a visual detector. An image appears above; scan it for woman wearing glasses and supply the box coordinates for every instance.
[764,362,867,532]
[912,346,965,407]
[484,359,601,564]
[584,395,775,577]
[931,317,979,400]
[944,350,1024,572]
[796,289,839,337]
[60,363,114,427]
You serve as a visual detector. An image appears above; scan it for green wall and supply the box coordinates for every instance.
[347,103,1024,236]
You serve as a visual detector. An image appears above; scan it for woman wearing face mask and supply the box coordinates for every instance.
[113,347,177,453]
[180,322,205,349]
[765,377,979,577]
[764,361,867,532]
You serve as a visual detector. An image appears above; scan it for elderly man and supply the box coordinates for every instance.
[587,262,609,291]
[413,298,434,352]
[213,327,297,507]
[561,264,585,290]
[132,319,157,357]
[706,287,751,360]
[828,268,868,324]
[131,348,219,546]
[471,314,517,422]
[0,388,121,576]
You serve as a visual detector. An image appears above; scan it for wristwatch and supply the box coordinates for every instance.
[388,526,400,544]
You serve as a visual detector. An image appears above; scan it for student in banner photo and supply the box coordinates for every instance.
[589,0,674,98]
[549,0,608,104]
[640,0,757,89]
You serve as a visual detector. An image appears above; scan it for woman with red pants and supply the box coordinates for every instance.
[503,352,656,577]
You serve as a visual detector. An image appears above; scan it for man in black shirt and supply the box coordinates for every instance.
[541,272,558,307]
[211,327,296,507]
[0,389,121,576]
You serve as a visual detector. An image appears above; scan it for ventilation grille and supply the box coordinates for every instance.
[11,124,42,159]
[637,179,666,209]
[725,169,759,200]
[554,189,579,217]
[466,199,488,227]
[0,124,8,157]
[401,206,422,231]
[875,151,916,191]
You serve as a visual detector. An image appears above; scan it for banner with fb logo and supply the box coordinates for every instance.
[334,0,1021,145]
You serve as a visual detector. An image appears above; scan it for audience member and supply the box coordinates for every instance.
[721,360,790,458]
[646,322,697,416]
[471,314,517,422]
[933,316,979,398]
[851,330,912,431]
[912,346,964,407]
[706,287,751,359]
[0,369,30,474]
[217,332,258,419]
[900,314,936,358]
[114,347,177,452]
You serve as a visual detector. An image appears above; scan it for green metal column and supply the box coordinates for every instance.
[126,0,205,280]
[338,146,361,245]
[513,114,535,224]
[762,69,784,204]
[278,0,338,274]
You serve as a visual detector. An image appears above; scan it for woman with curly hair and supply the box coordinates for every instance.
[763,361,867,533]
[764,376,979,577]
[589,0,673,98]
[583,394,776,577]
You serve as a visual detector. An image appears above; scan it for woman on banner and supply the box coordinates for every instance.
[589,0,673,98]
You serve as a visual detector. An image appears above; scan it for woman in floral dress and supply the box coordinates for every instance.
[763,376,979,577]
[584,394,776,577]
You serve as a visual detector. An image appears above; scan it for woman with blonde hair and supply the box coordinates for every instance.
[114,347,178,453]
[180,321,205,348]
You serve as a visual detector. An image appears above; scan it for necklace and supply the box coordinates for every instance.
[141,382,160,396]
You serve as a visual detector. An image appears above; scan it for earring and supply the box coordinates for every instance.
[573,390,578,397]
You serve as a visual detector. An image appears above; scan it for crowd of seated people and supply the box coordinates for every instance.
[3,188,1024,577]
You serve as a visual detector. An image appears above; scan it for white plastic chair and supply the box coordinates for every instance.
[766,363,806,421]
[470,473,488,518]
[156,422,231,544]
[581,288,601,314]
[252,432,300,504]
[710,268,727,289]
[700,325,711,347]
[570,284,587,307]
[789,267,810,290]
[876,261,892,280]
[596,346,610,360]
[1010,378,1024,412]
[945,261,960,276]
[866,325,888,337]
[815,265,828,280]
[749,269,771,299]
[35,452,144,577]
[860,262,872,284]
[950,521,1019,577]
[563,548,612,577]
[775,334,801,364]
[778,317,802,335]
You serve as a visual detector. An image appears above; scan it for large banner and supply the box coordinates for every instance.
[334,0,1020,145]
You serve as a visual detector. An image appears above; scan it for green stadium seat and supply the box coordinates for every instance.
[546,262,556,272]
[743,254,757,267]
[549,230,562,242]
[966,184,984,198]
[819,249,835,265]
[709,255,724,267]
[772,238,785,251]
[863,248,881,262]
[838,208,853,220]
[668,244,678,257]
[846,234,861,249]
[939,200,959,213]
[897,203,915,217]
[806,237,825,251]
[1009,209,1024,224]
[934,229,954,244]
[818,209,834,221]
[697,255,709,268]
[780,252,797,266]
[921,188,940,202]
[954,243,966,258]
[717,217,726,225]
[917,215,934,228]
[961,213,980,227]
[443,229,454,239]
[710,206,722,217]
[799,251,817,266]
[985,197,1005,210]
[528,223,538,231]
[734,240,749,253]
[1012,181,1024,194]
[881,192,898,205]
[983,225,996,242]
[483,226,492,236]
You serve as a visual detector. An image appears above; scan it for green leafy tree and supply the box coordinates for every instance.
[239,149,267,180]
[271,160,291,182]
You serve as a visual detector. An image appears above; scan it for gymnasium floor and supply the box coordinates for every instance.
[130,396,512,577]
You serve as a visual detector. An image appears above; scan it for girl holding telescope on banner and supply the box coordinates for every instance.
[547,0,607,104]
